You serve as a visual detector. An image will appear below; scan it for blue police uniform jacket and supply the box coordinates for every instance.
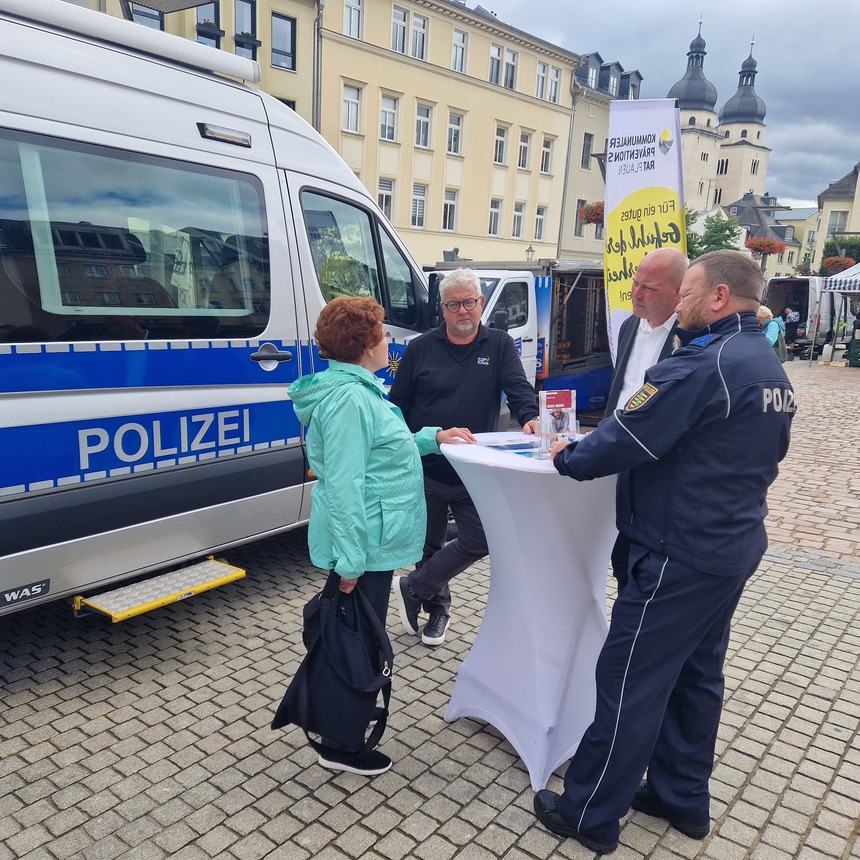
[554,311,795,577]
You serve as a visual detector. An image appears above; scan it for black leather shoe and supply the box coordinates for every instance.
[533,790,618,854]
[631,781,710,840]
[393,575,421,635]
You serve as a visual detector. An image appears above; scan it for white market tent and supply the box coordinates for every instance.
[808,263,860,364]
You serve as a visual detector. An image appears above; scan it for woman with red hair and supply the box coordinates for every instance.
[289,296,473,775]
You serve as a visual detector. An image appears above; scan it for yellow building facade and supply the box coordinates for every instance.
[317,0,580,265]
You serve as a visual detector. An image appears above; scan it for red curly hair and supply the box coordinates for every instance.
[315,296,385,363]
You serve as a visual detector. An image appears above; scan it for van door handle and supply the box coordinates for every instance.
[251,343,294,369]
[520,337,534,342]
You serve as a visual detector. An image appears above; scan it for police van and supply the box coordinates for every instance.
[0,0,439,618]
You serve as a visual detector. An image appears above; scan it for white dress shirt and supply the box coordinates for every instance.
[616,314,677,410]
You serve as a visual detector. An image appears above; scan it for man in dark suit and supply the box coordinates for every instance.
[604,247,688,590]
[605,247,689,415]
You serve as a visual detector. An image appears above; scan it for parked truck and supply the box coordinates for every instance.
[429,259,613,414]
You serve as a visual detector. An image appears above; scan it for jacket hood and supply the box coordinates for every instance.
[289,361,387,425]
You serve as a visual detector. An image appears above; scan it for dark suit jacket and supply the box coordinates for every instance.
[604,315,676,416]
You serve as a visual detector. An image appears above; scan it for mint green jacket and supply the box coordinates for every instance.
[289,361,441,579]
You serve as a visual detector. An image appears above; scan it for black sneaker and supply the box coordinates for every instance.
[394,575,421,635]
[421,613,450,646]
[318,747,392,776]
[631,781,710,840]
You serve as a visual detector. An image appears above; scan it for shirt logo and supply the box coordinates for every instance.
[477,356,490,366]
[625,382,658,411]
[690,333,719,348]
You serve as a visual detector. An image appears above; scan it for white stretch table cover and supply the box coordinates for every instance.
[441,431,617,790]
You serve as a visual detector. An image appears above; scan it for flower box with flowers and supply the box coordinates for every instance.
[581,201,604,226]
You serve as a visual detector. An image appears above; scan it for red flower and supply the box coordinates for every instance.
[745,237,786,256]
[581,201,604,225]
[822,256,856,275]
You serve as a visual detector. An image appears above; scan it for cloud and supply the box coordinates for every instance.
[479,0,860,206]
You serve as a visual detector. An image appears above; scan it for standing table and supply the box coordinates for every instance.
[440,431,617,790]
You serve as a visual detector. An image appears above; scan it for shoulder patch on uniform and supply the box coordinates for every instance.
[625,382,658,411]
[689,333,720,349]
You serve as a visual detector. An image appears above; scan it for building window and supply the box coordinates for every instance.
[512,202,524,239]
[443,189,457,231]
[85,265,109,279]
[411,184,426,228]
[689,116,696,126]
[131,3,163,29]
[489,43,502,85]
[342,84,360,132]
[415,104,431,148]
[548,67,561,103]
[411,15,427,60]
[700,151,709,162]
[196,3,220,47]
[777,251,784,264]
[827,210,849,237]
[518,132,531,169]
[788,251,795,264]
[94,291,120,304]
[535,206,546,241]
[628,82,639,99]
[447,113,463,155]
[494,125,507,165]
[751,159,759,176]
[380,95,397,141]
[378,179,393,220]
[741,129,748,138]
[236,0,255,35]
[272,14,296,70]
[134,292,157,305]
[452,30,467,72]
[717,158,728,176]
[595,222,604,240]
[61,290,80,304]
[574,198,586,237]
[713,188,722,205]
[587,65,598,88]
[488,199,501,236]
[503,50,517,90]
[344,0,362,39]
[784,226,794,241]
[540,138,553,174]
[391,7,407,53]
[608,74,619,97]
[580,132,594,170]
[535,63,547,99]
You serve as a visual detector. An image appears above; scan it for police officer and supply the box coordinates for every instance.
[532,250,795,855]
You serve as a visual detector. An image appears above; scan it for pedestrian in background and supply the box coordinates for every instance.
[534,250,795,854]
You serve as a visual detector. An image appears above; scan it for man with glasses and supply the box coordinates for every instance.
[390,268,539,646]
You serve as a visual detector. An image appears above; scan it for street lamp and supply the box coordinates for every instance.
[525,244,535,262]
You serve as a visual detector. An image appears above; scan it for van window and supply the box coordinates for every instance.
[0,129,269,342]
[301,190,418,326]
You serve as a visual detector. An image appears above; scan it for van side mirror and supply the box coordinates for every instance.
[490,309,508,332]
[427,272,441,328]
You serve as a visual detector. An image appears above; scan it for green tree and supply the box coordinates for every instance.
[684,207,704,258]
[695,213,742,257]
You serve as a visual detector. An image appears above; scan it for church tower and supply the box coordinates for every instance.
[713,45,771,205]
[666,23,722,213]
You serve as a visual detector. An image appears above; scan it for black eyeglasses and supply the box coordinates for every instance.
[441,297,481,312]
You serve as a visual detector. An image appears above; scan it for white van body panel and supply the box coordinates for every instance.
[0,0,430,615]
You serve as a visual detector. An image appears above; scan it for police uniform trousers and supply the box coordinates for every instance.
[555,542,756,845]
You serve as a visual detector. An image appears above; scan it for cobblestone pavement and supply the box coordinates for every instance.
[2,362,859,860]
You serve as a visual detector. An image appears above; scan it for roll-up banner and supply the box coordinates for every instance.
[603,99,685,361]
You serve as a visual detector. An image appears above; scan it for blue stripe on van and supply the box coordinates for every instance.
[0,339,300,394]
[0,399,301,498]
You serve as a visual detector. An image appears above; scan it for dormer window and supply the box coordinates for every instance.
[587,65,598,88]
[608,74,619,96]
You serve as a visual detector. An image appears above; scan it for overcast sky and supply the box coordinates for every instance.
[480,0,859,208]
